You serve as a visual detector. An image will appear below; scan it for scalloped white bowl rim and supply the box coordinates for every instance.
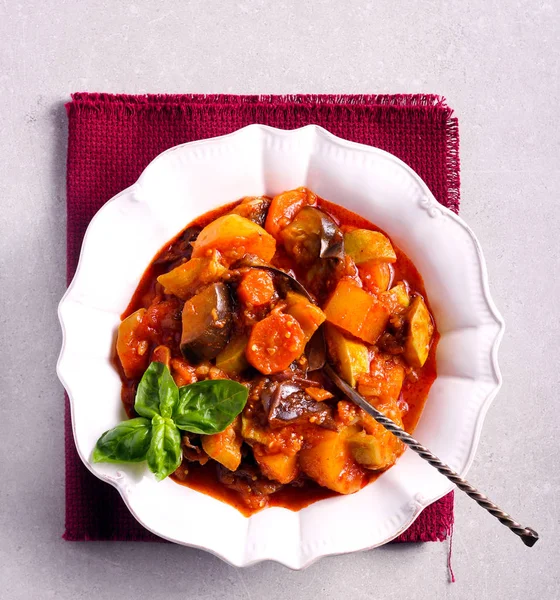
[57,124,504,569]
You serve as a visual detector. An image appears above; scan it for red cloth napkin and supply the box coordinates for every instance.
[64,93,458,543]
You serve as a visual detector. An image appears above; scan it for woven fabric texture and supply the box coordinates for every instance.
[65,93,458,543]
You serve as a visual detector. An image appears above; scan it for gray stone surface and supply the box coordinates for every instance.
[1,1,558,598]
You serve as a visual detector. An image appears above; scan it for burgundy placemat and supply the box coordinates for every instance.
[64,93,459,543]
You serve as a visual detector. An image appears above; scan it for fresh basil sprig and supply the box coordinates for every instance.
[174,379,249,435]
[147,415,183,481]
[135,361,178,419]
[93,418,152,463]
[92,362,248,481]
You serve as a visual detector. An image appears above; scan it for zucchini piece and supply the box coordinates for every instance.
[348,431,397,471]
[325,323,369,387]
[215,334,250,376]
[404,296,434,368]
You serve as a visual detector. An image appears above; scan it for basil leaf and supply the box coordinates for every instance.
[174,380,248,435]
[146,415,182,481]
[135,362,179,419]
[93,418,152,463]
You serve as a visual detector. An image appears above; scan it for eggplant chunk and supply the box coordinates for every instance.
[280,206,344,265]
[180,282,232,361]
[230,196,272,227]
[263,380,336,430]
[154,226,201,266]
[403,296,434,368]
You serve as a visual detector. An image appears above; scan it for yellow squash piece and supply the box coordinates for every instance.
[215,334,250,376]
[299,426,365,494]
[324,279,389,344]
[285,291,326,342]
[325,324,369,386]
[404,296,434,367]
[116,308,149,379]
[192,214,276,263]
[201,419,243,471]
[157,252,226,300]
[343,229,397,264]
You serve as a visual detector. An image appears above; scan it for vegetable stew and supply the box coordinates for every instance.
[104,188,438,516]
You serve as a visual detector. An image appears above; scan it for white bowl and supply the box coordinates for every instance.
[57,124,504,569]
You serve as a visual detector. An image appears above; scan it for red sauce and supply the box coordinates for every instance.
[118,195,438,516]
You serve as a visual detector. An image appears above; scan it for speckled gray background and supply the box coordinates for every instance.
[1,1,558,598]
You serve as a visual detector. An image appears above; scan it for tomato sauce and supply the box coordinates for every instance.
[117,195,438,516]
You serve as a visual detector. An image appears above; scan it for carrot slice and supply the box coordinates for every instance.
[246,312,305,374]
[305,387,334,402]
[264,187,317,240]
[237,269,275,306]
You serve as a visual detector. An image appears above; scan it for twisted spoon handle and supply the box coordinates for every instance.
[324,365,539,547]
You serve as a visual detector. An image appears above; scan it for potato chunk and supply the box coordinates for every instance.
[357,353,405,403]
[325,324,369,386]
[359,260,392,293]
[201,419,242,471]
[381,281,410,313]
[192,214,276,263]
[157,251,226,300]
[299,426,366,494]
[253,446,299,484]
[344,229,396,264]
[404,296,434,367]
[324,280,389,344]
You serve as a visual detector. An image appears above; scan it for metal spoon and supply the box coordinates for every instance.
[246,261,538,545]
[324,363,539,547]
